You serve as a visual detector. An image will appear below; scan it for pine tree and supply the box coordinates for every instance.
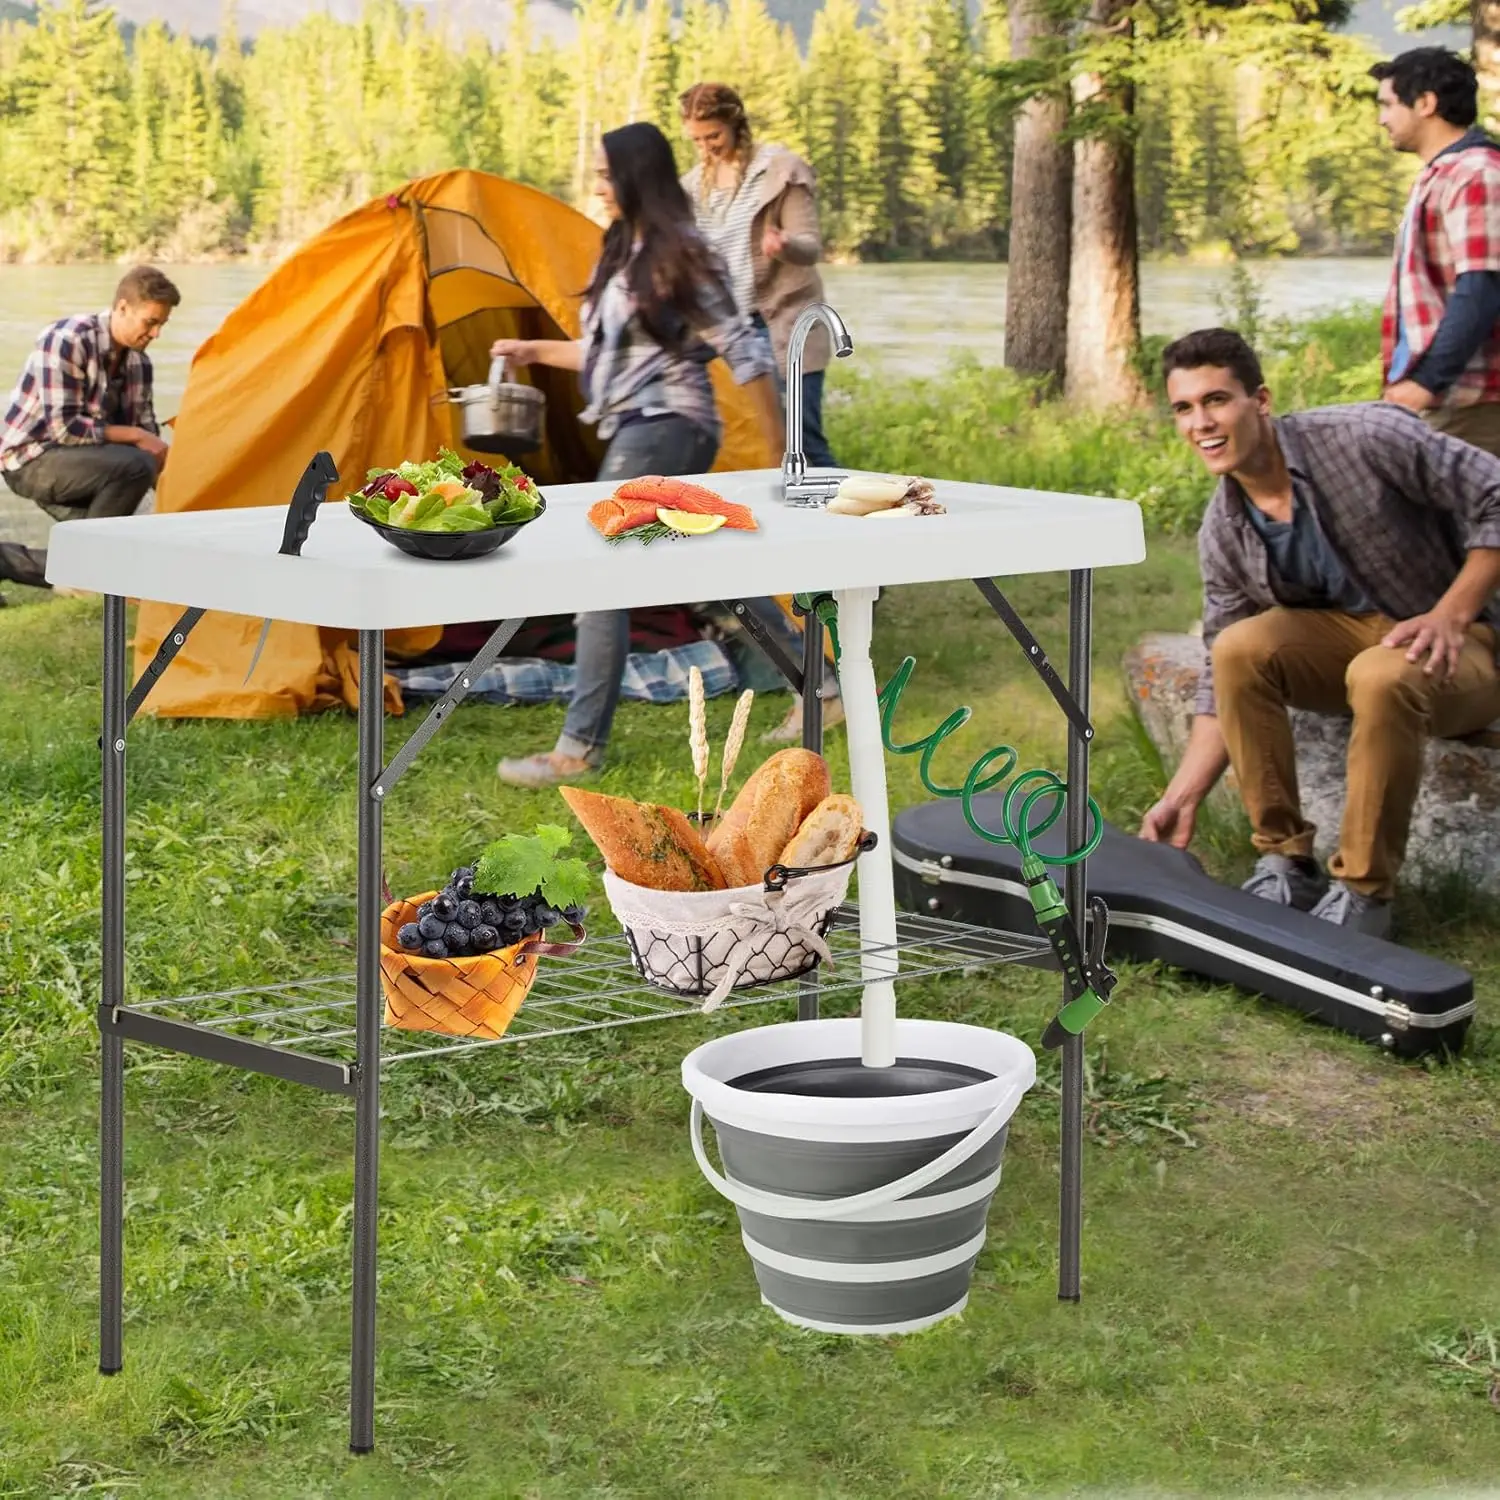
[14,0,131,253]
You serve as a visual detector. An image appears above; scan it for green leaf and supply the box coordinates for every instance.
[604,522,680,547]
[487,493,540,525]
[364,495,391,525]
[474,826,592,908]
[438,505,490,532]
[412,493,447,524]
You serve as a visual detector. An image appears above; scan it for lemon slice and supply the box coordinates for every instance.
[656,507,727,536]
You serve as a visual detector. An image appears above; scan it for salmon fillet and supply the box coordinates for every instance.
[587,476,757,537]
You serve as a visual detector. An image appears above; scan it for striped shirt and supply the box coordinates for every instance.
[698,146,774,316]
[1196,402,1500,715]
[0,312,159,472]
[578,243,772,442]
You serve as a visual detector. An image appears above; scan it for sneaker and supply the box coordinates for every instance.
[1309,881,1393,940]
[496,751,599,789]
[763,694,846,745]
[1241,853,1329,912]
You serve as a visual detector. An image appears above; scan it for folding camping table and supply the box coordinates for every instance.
[46,469,1145,1451]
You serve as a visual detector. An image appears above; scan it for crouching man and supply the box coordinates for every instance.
[1140,328,1500,937]
[0,265,178,527]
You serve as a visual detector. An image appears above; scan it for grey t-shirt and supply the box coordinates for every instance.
[1244,483,1375,615]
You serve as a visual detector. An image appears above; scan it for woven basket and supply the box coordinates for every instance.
[380,891,541,1040]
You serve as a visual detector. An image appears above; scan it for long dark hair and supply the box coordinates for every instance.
[585,121,732,354]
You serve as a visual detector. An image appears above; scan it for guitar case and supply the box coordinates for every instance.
[890,797,1474,1059]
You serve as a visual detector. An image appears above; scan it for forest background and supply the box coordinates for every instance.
[0,0,1479,268]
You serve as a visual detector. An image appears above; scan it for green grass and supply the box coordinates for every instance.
[5,339,1500,1496]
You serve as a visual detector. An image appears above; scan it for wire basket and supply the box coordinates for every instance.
[379,891,583,1040]
[601,834,876,1011]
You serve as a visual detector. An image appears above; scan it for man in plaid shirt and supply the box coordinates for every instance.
[1372,48,1500,454]
[0,265,178,599]
[1140,329,1500,939]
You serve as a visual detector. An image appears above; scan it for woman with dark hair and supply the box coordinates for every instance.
[491,121,782,788]
[680,83,843,742]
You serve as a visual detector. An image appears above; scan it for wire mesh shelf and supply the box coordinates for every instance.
[119,906,1050,1073]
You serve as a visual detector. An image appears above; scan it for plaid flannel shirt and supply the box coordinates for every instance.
[392,638,738,707]
[579,242,772,442]
[0,312,158,472]
[1382,133,1500,406]
[1196,403,1500,715]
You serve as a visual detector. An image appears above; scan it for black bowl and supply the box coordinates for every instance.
[352,494,546,560]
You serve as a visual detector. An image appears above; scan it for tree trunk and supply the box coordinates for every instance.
[1065,0,1147,410]
[1476,0,1500,132]
[1004,0,1072,390]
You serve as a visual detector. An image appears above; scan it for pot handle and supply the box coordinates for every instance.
[488,353,508,394]
[688,1080,1026,1222]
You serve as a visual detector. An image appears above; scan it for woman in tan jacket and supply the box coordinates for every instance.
[679,82,837,469]
[680,83,843,742]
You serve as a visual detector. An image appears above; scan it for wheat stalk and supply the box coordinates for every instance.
[689,666,709,824]
[714,688,754,821]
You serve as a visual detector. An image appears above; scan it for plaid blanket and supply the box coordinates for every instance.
[392,638,739,706]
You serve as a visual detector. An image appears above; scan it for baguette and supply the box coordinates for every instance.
[707,747,831,888]
[559,786,725,891]
[777,794,864,869]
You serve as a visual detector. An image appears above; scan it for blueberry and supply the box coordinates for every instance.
[445,922,472,953]
[456,900,483,930]
[397,922,424,951]
[432,893,457,920]
[502,908,527,931]
[562,904,586,924]
[417,900,436,921]
[479,900,503,927]
[537,906,560,929]
[418,913,447,942]
[450,866,474,887]
[423,940,448,959]
[470,923,499,951]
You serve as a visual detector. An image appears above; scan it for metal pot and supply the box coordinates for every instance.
[446,355,546,455]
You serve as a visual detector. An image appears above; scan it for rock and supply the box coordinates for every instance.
[1121,632,1242,819]
[1123,631,1500,894]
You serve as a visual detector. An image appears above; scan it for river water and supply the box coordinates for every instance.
[0,257,1388,550]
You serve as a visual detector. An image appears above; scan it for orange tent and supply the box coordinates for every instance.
[134,169,779,719]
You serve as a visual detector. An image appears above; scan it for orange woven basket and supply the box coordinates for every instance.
[380,891,540,1040]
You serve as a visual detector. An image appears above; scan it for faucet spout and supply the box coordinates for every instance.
[782,302,853,507]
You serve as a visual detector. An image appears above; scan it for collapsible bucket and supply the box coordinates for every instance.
[682,1018,1036,1334]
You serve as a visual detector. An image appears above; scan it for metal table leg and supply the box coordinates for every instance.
[1058,570,1093,1302]
[350,629,384,1452]
[100,595,127,1373]
[799,604,826,1022]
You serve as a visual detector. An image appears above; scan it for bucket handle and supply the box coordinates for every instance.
[689,1079,1026,1223]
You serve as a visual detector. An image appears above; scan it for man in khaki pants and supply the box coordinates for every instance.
[1140,328,1500,938]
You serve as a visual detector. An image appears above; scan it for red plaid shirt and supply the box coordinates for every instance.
[1382,133,1500,407]
[0,312,158,472]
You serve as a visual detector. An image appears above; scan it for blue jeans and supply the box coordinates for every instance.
[558,415,720,762]
[799,370,835,469]
[752,313,836,469]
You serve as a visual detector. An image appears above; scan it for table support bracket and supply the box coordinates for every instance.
[100,1004,356,1096]
[974,578,1094,745]
[721,599,806,697]
[371,617,527,800]
[125,605,206,725]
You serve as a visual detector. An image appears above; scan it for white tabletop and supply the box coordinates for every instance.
[45,470,1146,629]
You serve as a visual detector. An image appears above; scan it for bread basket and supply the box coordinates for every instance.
[602,834,876,1010]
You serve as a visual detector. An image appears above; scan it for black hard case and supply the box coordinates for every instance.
[890,798,1474,1059]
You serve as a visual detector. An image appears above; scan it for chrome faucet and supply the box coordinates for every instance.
[782,302,853,507]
